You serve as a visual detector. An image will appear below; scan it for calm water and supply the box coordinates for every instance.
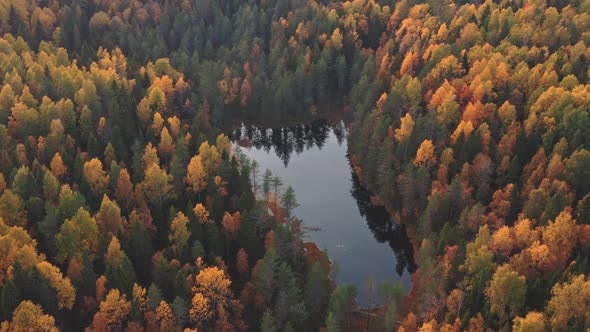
[228,119,415,306]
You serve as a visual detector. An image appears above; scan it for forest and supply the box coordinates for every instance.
[0,0,590,330]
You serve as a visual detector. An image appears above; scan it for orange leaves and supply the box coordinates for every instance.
[115,169,134,212]
[221,211,242,240]
[50,152,67,179]
[190,293,213,328]
[192,266,233,314]
[157,127,175,158]
[194,203,211,224]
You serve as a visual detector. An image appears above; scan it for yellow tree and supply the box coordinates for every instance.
[216,134,231,156]
[169,212,190,257]
[55,207,99,263]
[91,289,132,332]
[512,312,545,332]
[414,139,436,167]
[394,113,414,143]
[142,142,160,170]
[36,261,76,310]
[84,158,109,196]
[486,264,526,324]
[137,164,173,209]
[542,210,576,262]
[194,203,211,224]
[95,195,124,237]
[198,142,221,174]
[0,189,27,227]
[158,127,175,160]
[155,300,177,331]
[193,266,232,309]
[190,293,213,329]
[5,300,58,332]
[50,152,67,179]
[115,169,134,212]
[186,156,207,193]
[546,274,590,331]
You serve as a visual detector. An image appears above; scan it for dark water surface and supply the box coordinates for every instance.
[227,119,415,306]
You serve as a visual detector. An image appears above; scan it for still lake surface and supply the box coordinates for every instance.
[228,119,415,306]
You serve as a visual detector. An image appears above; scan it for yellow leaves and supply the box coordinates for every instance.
[450,121,474,144]
[186,156,207,193]
[221,211,242,240]
[376,93,388,112]
[92,289,132,332]
[55,207,99,263]
[512,312,545,332]
[190,293,213,327]
[194,203,210,224]
[395,113,414,143]
[542,210,576,259]
[414,139,436,167]
[546,275,590,331]
[158,127,175,157]
[490,226,516,258]
[132,283,147,312]
[199,141,221,174]
[486,264,526,321]
[83,158,109,196]
[138,164,173,206]
[115,169,134,211]
[7,300,58,332]
[36,261,76,310]
[0,224,41,287]
[105,236,123,267]
[95,195,124,237]
[330,28,343,50]
[155,300,176,327]
[152,112,164,136]
[193,266,232,308]
[216,134,231,156]
[168,116,181,138]
[142,142,160,170]
[50,152,67,179]
[169,212,191,257]
[0,189,27,227]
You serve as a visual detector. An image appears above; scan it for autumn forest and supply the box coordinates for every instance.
[0,0,589,331]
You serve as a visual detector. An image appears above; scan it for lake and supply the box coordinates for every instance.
[228,119,415,306]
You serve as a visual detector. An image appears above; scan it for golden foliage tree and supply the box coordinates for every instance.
[3,300,58,332]
[186,155,207,193]
[91,289,132,332]
[83,158,109,196]
[169,212,190,257]
[546,274,590,331]
[414,139,436,167]
[50,152,67,179]
[395,113,414,143]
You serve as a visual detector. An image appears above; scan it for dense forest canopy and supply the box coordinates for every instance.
[0,0,589,330]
